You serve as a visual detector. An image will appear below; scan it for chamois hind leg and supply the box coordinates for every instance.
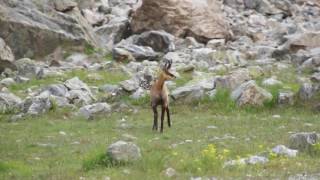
[152,105,158,131]
[166,107,171,127]
[160,106,165,133]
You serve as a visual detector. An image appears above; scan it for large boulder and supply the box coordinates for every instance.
[131,0,232,43]
[0,0,101,59]
[78,103,111,120]
[107,141,142,162]
[0,38,16,73]
[231,81,273,107]
[215,68,251,90]
[0,92,22,113]
[21,91,52,115]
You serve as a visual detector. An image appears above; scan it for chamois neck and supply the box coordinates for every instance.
[155,74,166,90]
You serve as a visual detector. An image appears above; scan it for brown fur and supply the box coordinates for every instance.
[150,60,175,133]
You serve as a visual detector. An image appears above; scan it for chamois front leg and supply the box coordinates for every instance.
[152,105,158,131]
[166,107,171,127]
[160,106,165,133]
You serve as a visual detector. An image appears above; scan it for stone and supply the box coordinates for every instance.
[0,0,102,59]
[95,18,130,51]
[113,44,160,62]
[78,103,111,120]
[107,141,141,162]
[67,90,95,106]
[131,0,232,43]
[42,84,69,97]
[14,58,41,78]
[231,81,273,107]
[311,72,320,83]
[119,79,139,92]
[0,78,15,87]
[135,31,175,53]
[286,32,320,51]
[53,0,77,12]
[289,132,319,151]
[64,77,91,92]
[206,39,226,49]
[0,38,16,73]
[192,48,215,63]
[262,77,283,87]
[164,167,176,178]
[82,9,105,26]
[21,91,52,115]
[243,0,282,15]
[0,92,22,113]
[298,83,315,100]
[271,145,298,157]
[278,91,295,105]
[224,155,268,167]
[216,68,251,90]
[130,88,147,100]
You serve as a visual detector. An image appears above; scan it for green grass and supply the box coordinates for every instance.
[1,100,320,179]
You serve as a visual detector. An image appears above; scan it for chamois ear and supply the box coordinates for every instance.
[167,59,172,70]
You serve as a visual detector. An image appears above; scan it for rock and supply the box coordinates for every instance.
[278,91,295,105]
[0,38,16,73]
[0,0,101,59]
[64,77,91,92]
[243,0,282,15]
[113,44,160,62]
[82,9,105,26]
[206,39,226,49]
[95,18,130,51]
[42,84,69,97]
[119,79,139,92]
[78,103,111,120]
[65,53,90,67]
[248,66,264,79]
[21,91,52,115]
[67,90,95,106]
[135,31,175,53]
[164,167,176,178]
[224,155,268,167]
[107,141,141,162]
[289,132,319,151]
[131,0,232,43]
[0,92,22,113]
[231,81,273,107]
[245,155,269,165]
[50,95,71,108]
[130,87,147,100]
[0,78,15,87]
[53,0,77,12]
[192,48,215,63]
[311,72,320,83]
[14,58,41,78]
[286,32,320,52]
[298,83,315,100]
[99,84,120,94]
[272,145,298,157]
[262,77,283,87]
[216,68,251,90]
[164,51,192,64]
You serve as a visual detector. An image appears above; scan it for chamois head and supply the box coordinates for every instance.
[160,59,176,81]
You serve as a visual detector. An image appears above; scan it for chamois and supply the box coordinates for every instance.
[150,59,176,133]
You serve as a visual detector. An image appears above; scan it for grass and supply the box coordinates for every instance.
[1,97,320,179]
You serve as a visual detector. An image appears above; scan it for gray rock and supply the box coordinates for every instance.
[82,9,105,26]
[164,167,176,178]
[0,0,101,59]
[95,18,130,51]
[285,32,320,51]
[107,141,141,162]
[272,145,298,157]
[130,88,147,100]
[42,84,69,97]
[135,31,175,53]
[14,58,42,78]
[164,51,192,64]
[231,81,273,107]
[99,84,120,94]
[262,77,283,87]
[22,91,52,115]
[243,0,282,15]
[113,44,160,62]
[0,92,22,113]
[192,48,215,63]
[50,95,71,108]
[67,90,95,106]
[78,103,111,120]
[289,132,319,151]
[224,155,268,167]
[64,77,91,92]
[0,38,16,73]
[0,78,15,87]
[311,72,320,83]
[278,91,295,105]
[53,0,77,12]
[206,39,225,49]
[216,68,251,90]
[298,83,315,100]
[119,79,139,92]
